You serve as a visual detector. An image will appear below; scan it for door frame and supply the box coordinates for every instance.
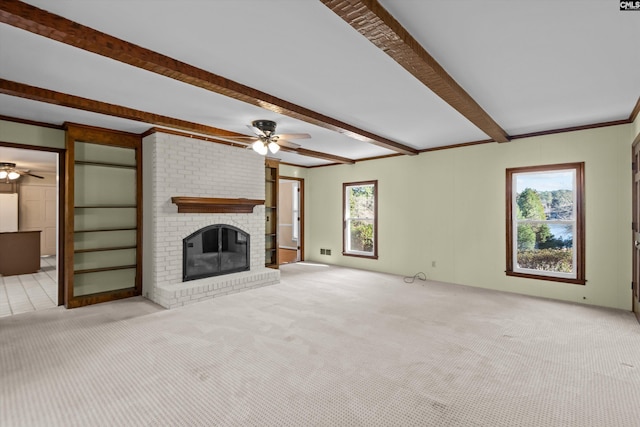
[633,139,640,323]
[279,176,304,263]
[0,141,65,306]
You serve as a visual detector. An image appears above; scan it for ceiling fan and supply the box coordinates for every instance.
[0,162,44,182]
[224,120,311,155]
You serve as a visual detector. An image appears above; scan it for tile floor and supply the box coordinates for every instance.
[0,256,57,317]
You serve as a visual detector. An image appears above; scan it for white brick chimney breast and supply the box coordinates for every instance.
[142,131,279,309]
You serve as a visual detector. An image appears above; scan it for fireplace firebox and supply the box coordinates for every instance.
[183,224,250,281]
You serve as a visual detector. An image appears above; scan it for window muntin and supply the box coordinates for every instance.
[343,181,378,258]
[506,163,585,284]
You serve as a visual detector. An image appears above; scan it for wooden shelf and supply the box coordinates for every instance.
[74,245,137,254]
[75,205,136,209]
[74,227,137,233]
[75,160,136,169]
[74,265,137,275]
[171,197,264,214]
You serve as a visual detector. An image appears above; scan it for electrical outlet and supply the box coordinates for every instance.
[326,249,332,256]
[320,248,326,255]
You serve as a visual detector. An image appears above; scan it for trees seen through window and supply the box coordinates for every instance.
[506,163,585,284]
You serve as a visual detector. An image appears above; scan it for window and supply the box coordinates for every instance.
[506,163,584,284]
[343,180,378,258]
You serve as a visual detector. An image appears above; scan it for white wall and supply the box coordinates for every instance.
[301,124,633,310]
[17,172,57,186]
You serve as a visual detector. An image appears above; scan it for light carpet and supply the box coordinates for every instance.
[1,263,639,426]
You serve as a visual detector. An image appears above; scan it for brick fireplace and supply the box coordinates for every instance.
[142,130,280,309]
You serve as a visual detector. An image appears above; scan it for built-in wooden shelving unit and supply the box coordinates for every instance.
[65,123,142,308]
[265,159,279,268]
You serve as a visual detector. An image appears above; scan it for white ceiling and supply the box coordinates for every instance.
[0,0,638,168]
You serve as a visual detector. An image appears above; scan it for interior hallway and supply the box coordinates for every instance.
[0,255,57,317]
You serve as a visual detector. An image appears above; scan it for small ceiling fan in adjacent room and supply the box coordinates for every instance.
[224,120,311,155]
[0,162,44,182]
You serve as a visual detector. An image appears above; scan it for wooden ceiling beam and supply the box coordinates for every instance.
[320,0,511,143]
[0,79,356,164]
[0,79,245,140]
[0,0,418,156]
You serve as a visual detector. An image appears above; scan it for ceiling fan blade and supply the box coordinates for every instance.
[276,139,302,150]
[247,125,266,138]
[24,172,45,179]
[275,133,311,140]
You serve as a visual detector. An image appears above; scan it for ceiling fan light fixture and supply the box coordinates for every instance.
[252,120,277,137]
[0,162,44,180]
[252,140,268,155]
[268,141,280,154]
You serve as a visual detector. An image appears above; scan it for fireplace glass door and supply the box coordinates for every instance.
[183,225,249,281]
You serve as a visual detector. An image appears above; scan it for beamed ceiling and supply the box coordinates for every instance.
[0,0,639,168]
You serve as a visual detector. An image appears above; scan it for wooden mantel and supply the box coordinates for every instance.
[171,197,264,214]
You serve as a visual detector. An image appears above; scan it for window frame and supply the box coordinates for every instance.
[506,162,585,285]
[343,180,378,259]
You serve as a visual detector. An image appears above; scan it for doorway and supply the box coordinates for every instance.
[0,143,63,315]
[633,141,640,322]
[278,177,304,265]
